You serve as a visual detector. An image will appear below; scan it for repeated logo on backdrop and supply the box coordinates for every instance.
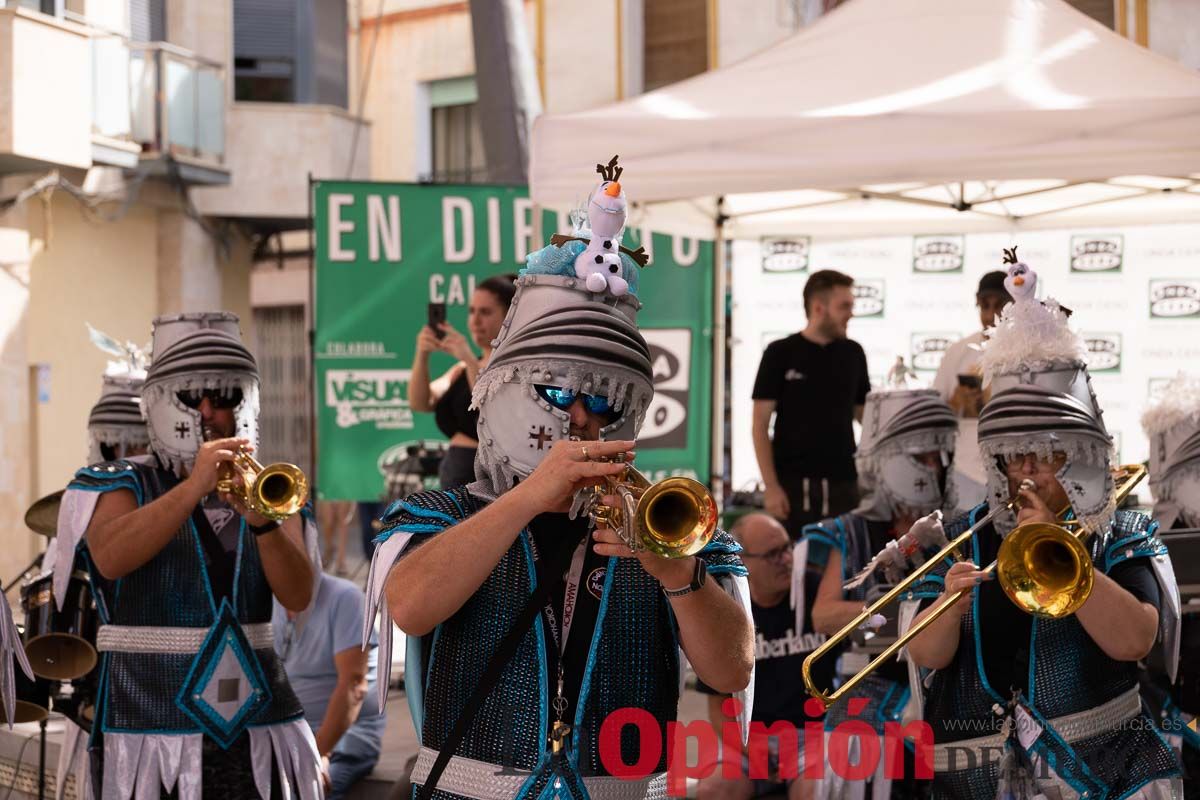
[1149,279,1200,318]
[761,237,811,273]
[1083,333,1122,373]
[639,328,692,449]
[1070,235,1123,273]
[912,235,965,273]
[910,332,958,372]
[852,280,886,318]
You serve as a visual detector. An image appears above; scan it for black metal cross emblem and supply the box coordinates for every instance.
[528,426,554,450]
[175,422,191,439]
[914,478,929,491]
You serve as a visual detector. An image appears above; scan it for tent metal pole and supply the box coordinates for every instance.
[711,196,727,507]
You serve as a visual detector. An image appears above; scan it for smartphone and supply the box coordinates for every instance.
[427,302,446,339]
[957,374,982,389]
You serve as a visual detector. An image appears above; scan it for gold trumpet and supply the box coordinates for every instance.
[802,464,1146,708]
[576,455,717,559]
[204,427,309,520]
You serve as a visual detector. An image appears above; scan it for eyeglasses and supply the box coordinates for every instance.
[176,388,244,410]
[741,544,792,563]
[535,385,621,421]
[1002,452,1067,471]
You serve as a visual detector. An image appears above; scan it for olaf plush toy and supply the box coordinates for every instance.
[574,157,631,296]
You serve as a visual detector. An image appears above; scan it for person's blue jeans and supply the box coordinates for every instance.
[327,749,379,799]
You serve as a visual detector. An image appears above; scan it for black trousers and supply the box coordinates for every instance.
[777,474,859,539]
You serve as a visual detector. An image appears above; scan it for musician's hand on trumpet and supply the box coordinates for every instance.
[590,510,697,587]
[185,436,250,499]
[513,439,635,514]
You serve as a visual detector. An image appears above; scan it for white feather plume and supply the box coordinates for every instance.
[978,297,1086,387]
[1142,373,1200,436]
[87,322,150,377]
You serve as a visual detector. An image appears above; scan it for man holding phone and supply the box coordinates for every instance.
[932,270,1011,508]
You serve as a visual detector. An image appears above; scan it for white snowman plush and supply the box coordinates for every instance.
[574,158,630,296]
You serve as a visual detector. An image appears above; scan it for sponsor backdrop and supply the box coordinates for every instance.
[730,224,1200,502]
[313,181,713,501]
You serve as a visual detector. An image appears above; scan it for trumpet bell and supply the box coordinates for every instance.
[253,462,309,520]
[635,477,717,559]
[996,522,1094,618]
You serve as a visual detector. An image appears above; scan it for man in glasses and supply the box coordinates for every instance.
[56,312,324,798]
[696,513,827,800]
[365,233,754,797]
[802,387,958,799]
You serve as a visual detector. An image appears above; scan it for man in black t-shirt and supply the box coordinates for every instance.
[752,270,871,538]
[697,513,830,800]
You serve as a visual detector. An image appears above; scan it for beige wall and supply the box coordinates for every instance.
[26,193,159,497]
[0,9,92,171]
[1149,0,1200,70]
[192,103,371,219]
[0,178,37,591]
[716,0,794,68]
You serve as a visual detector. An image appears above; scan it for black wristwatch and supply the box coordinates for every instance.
[662,557,706,598]
[248,519,282,537]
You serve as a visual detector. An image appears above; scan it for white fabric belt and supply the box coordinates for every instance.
[97,623,275,654]
[411,746,668,800]
[933,686,1143,772]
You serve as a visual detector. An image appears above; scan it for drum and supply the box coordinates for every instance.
[0,627,50,725]
[21,571,98,681]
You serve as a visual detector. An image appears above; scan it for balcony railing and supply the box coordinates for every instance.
[91,35,225,167]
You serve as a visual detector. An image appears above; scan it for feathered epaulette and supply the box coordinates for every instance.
[698,529,747,577]
[522,238,642,296]
[374,487,479,543]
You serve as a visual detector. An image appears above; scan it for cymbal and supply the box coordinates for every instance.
[24,490,63,538]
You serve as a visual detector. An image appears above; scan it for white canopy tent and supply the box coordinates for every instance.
[530,0,1200,238]
[528,0,1200,492]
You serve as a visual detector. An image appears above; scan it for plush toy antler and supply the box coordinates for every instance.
[596,155,622,183]
[1002,246,1019,265]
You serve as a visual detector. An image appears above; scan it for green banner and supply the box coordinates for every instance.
[313,181,713,501]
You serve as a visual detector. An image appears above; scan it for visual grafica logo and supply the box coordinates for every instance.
[910,333,957,371]
[325,369,414,429]
[1083,333,1121,373]
[1070,235,1123,273]
[1150,279,1200,318]
[761,237,811,273]
[639,329,691,449]
[852,280,885,318]
[912,235,965,273]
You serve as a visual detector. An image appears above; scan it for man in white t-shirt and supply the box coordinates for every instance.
[932,270,1011,508]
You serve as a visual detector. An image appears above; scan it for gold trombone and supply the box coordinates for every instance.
[802,464,1147,708]
[204,426,310,520]
[575,454,717,559]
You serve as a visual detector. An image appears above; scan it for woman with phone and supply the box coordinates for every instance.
[409,274,517,489]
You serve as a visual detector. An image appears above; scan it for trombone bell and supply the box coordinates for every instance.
[996,522,1094,618]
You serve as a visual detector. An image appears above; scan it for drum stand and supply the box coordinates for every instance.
[2,552,44,594]
[5,552,49,800]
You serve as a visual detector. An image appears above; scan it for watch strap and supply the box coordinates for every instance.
[663,557,706,597]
